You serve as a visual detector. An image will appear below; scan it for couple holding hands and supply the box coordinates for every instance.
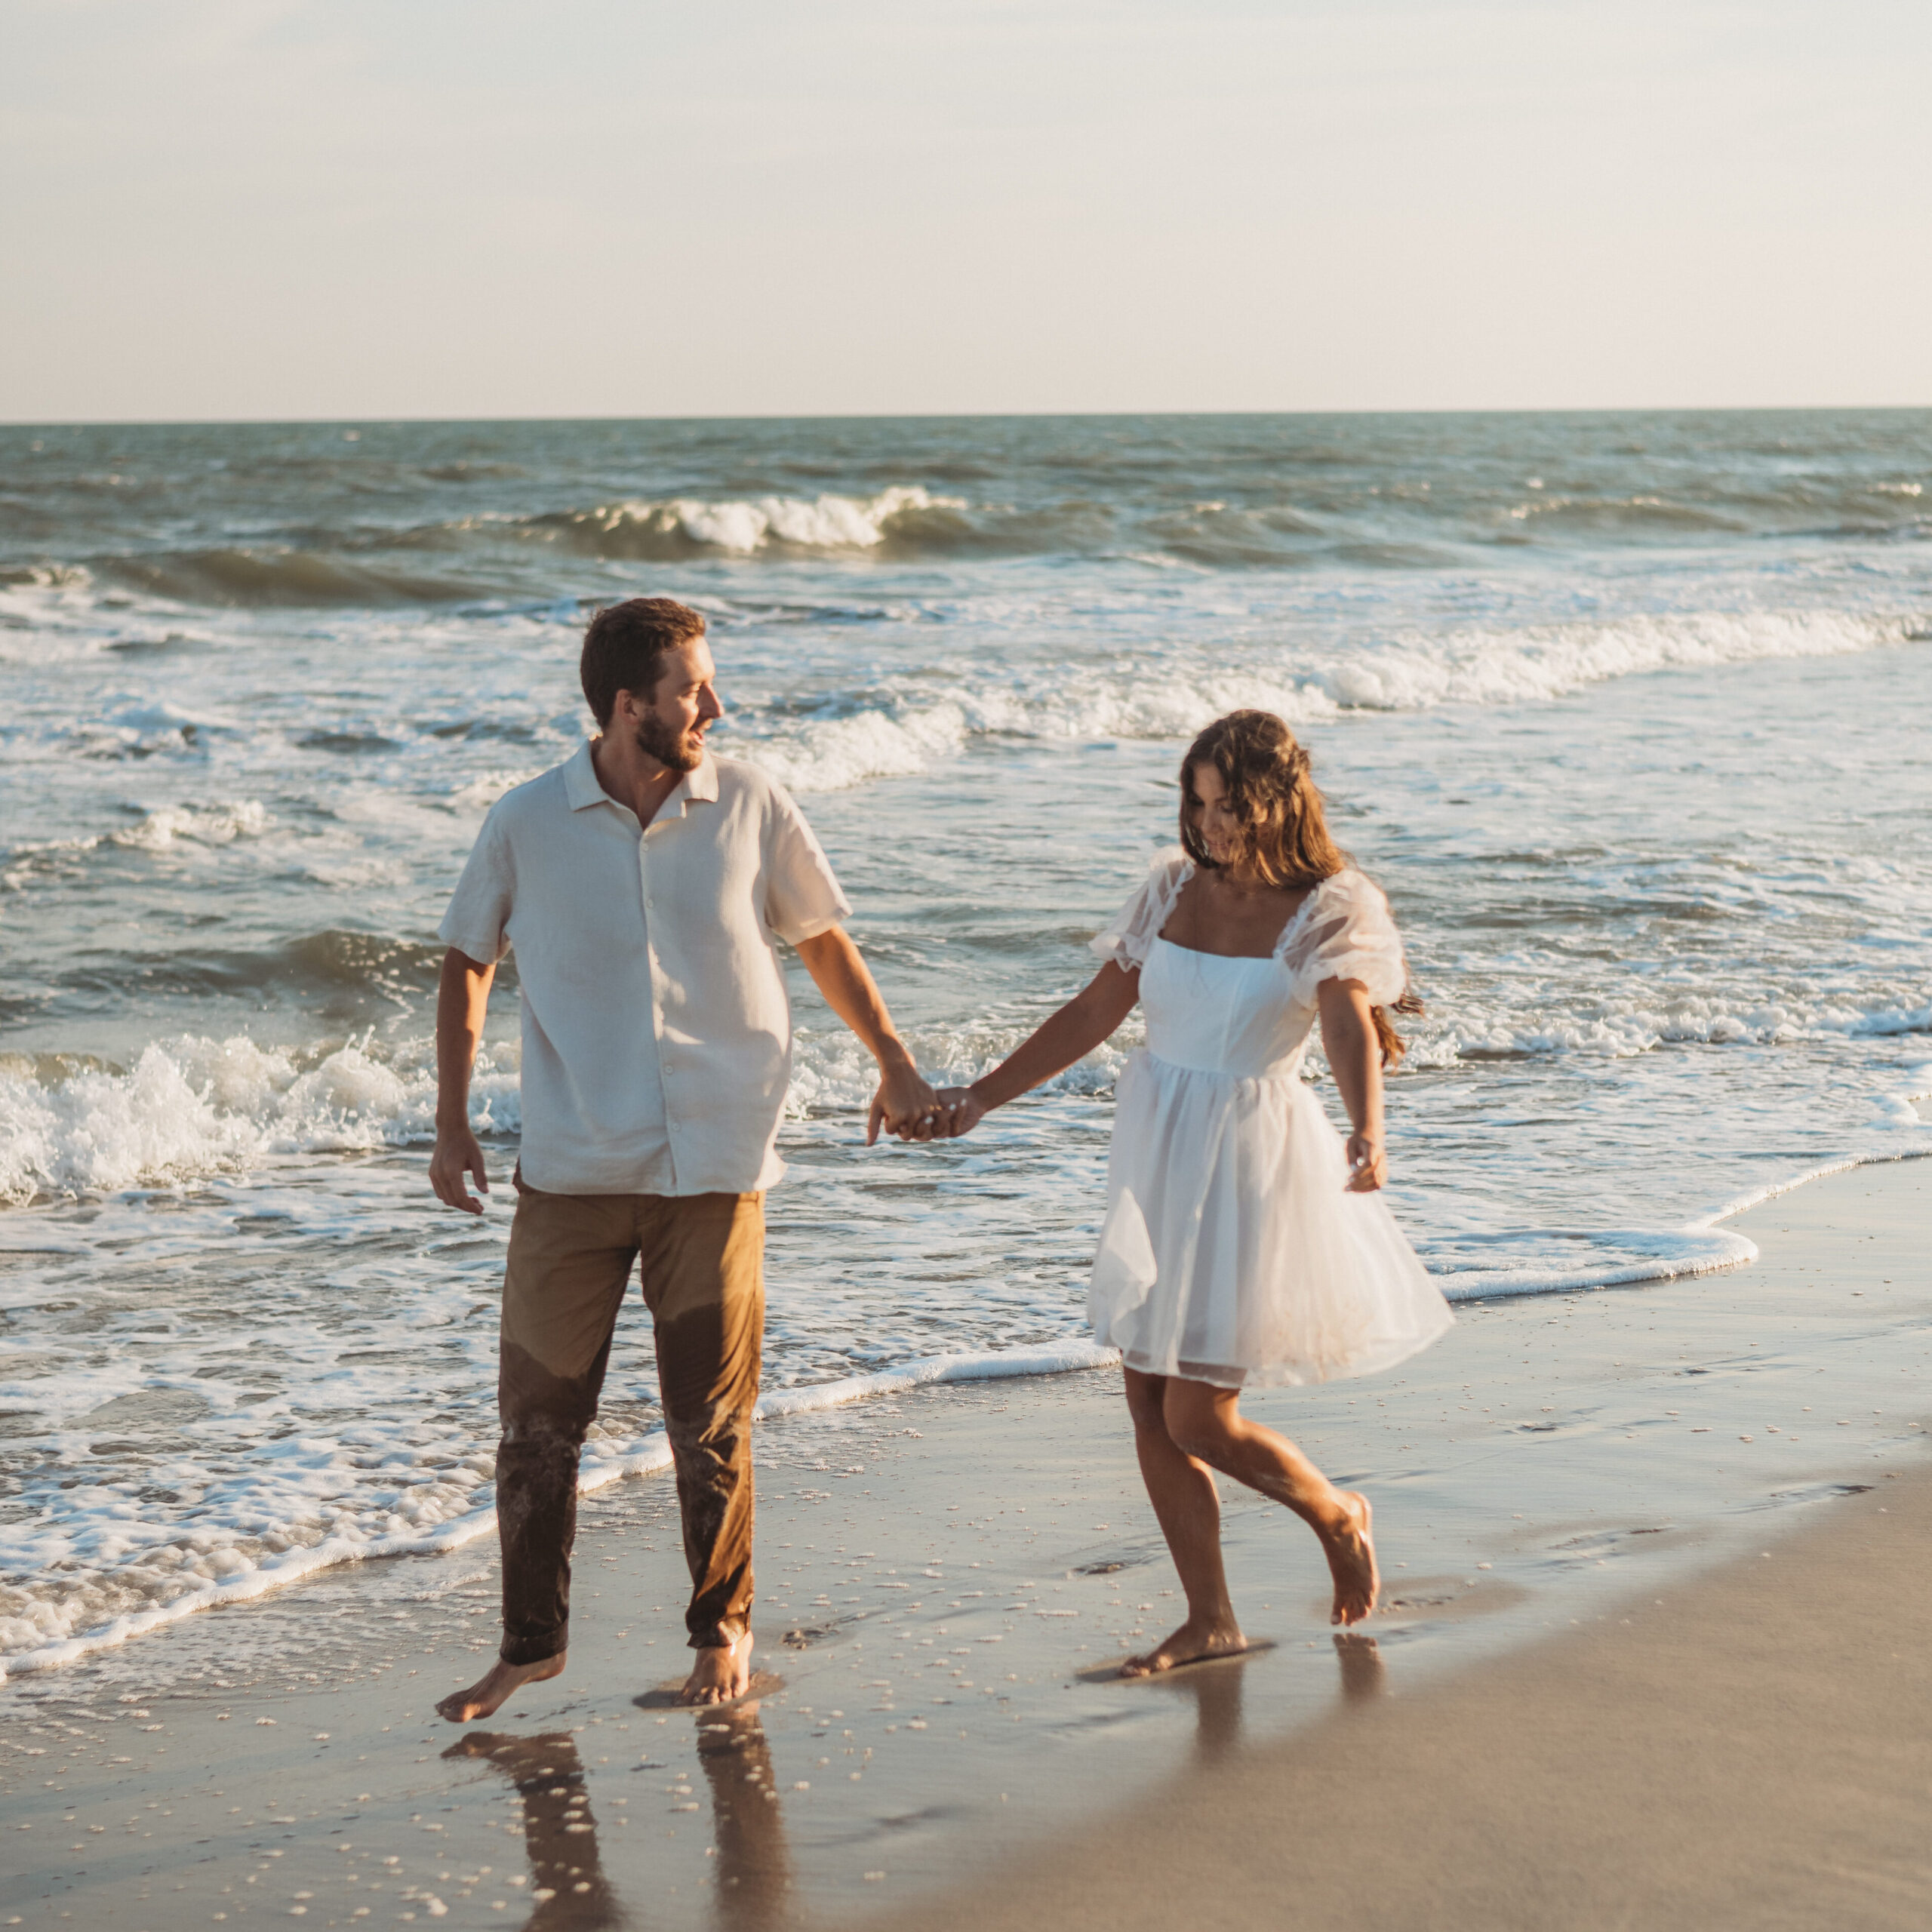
[428,597,1451,1723]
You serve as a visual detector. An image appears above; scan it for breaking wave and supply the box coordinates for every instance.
[521,485,962,558]
[2,800,273,892]
[744,606,1923,792]
[5,997,1922,1211]
[103,548,494,607]
[24,471,1932,608]
[0,1037,516,1205]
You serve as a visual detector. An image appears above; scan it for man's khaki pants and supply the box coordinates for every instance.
[495,1186,764,1666]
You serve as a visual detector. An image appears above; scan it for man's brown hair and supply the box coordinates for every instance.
[579,598,708,728]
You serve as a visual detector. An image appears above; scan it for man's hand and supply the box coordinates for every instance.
[792,927,941,1144]
[430,1124,491,1213]
[869,1059,942,1144]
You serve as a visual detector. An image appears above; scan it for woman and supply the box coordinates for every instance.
[939,710,1453,1670]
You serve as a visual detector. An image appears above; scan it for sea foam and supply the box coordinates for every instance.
[0,1335,1119,1680]
[3,971,1922,1208]
[0,1038,520,1205]
[741,606,1918,792]
[536,485,954,558]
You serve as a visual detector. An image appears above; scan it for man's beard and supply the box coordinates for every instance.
[634,712,705,773]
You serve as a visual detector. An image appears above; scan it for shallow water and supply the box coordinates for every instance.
[2,411,1928,1672]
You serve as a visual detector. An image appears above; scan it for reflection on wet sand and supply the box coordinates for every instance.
[693,1702,795,1930]
[443,1652,1376,1928]
[1152,1631,1392,1763]
[444,1730,623,1930]
[1333,1631,1387,1700]
[447,1703,793,1932]
[1152,1651,1250,1765]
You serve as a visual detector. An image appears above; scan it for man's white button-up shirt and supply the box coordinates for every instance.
[438,741,851,1195]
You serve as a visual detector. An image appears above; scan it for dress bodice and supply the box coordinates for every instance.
[1140,938,1315,1078]
[1089,849,1409,1076]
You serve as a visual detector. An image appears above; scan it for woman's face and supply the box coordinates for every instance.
[1185,761,1246,867]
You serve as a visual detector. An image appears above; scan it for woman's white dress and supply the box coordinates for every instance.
[1088,851,1454,1388]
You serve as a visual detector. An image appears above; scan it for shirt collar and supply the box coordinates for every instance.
[563,739,607,812]
[683,752,719,805]
[565,739,719,817]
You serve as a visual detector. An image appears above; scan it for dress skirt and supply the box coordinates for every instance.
[1089,1048,1455,1389]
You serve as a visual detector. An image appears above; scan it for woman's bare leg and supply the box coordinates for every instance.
[1162,1379,1378,1627]
[1119,1369,1248,1675]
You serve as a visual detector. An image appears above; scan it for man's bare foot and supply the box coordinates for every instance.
[1322,1491,1379,1627]
[1119,1617,1247,1678]
[436,1651,566,1724]
[680,1630,753,1705]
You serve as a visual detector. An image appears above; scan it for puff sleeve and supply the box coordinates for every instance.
[1283,869,1407,1006]
[1089,848,1194,971]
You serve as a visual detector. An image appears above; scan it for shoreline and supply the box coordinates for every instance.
[8,1144,1925,1687]
[2,1156,1926,1928]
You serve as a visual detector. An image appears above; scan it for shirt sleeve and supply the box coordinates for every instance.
[1088,848,1193,971]
[438,808,515,964]
[1286,870,1407,1005]
[762,783,853,945]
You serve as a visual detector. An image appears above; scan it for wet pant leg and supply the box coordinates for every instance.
[495,1189,637,1666]
[638,1192,766,1651]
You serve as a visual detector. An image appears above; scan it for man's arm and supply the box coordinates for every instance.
[429,946,497,1211]
[793,926,939,1143]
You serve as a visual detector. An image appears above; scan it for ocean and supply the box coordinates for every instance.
[2,410,1927,1678]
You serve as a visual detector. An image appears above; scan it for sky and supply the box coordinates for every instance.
[4,0,1928,421]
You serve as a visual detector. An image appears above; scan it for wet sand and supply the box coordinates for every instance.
[2,1158,1925,1930]
[888,1460,1932,1932]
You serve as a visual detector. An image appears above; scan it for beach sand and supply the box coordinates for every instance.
[2,1157,1925,1929]
[890,1454,1932,1932]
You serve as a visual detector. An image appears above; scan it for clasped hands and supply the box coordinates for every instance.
[867,1062,984,1144]
[875,1075,1384,1188]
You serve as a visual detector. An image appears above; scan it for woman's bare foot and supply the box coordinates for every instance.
[437,1651,566,1724]
[1322,1491,1379,1626]
[680,1630,754,1705]
[1119,1617,1247,1678]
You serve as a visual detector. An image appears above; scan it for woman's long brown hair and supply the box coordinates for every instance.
[1178,709,1421,1067]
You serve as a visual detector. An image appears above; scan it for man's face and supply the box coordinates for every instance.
[620,638,723,772]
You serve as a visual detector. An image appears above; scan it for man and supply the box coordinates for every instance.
[429,596,937,1718]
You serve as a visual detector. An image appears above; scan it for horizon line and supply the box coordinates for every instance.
[8,401,1932,433]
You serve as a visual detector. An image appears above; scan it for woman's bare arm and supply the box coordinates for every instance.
[1315,975,1386,1192]
[942,961,1141,1133]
